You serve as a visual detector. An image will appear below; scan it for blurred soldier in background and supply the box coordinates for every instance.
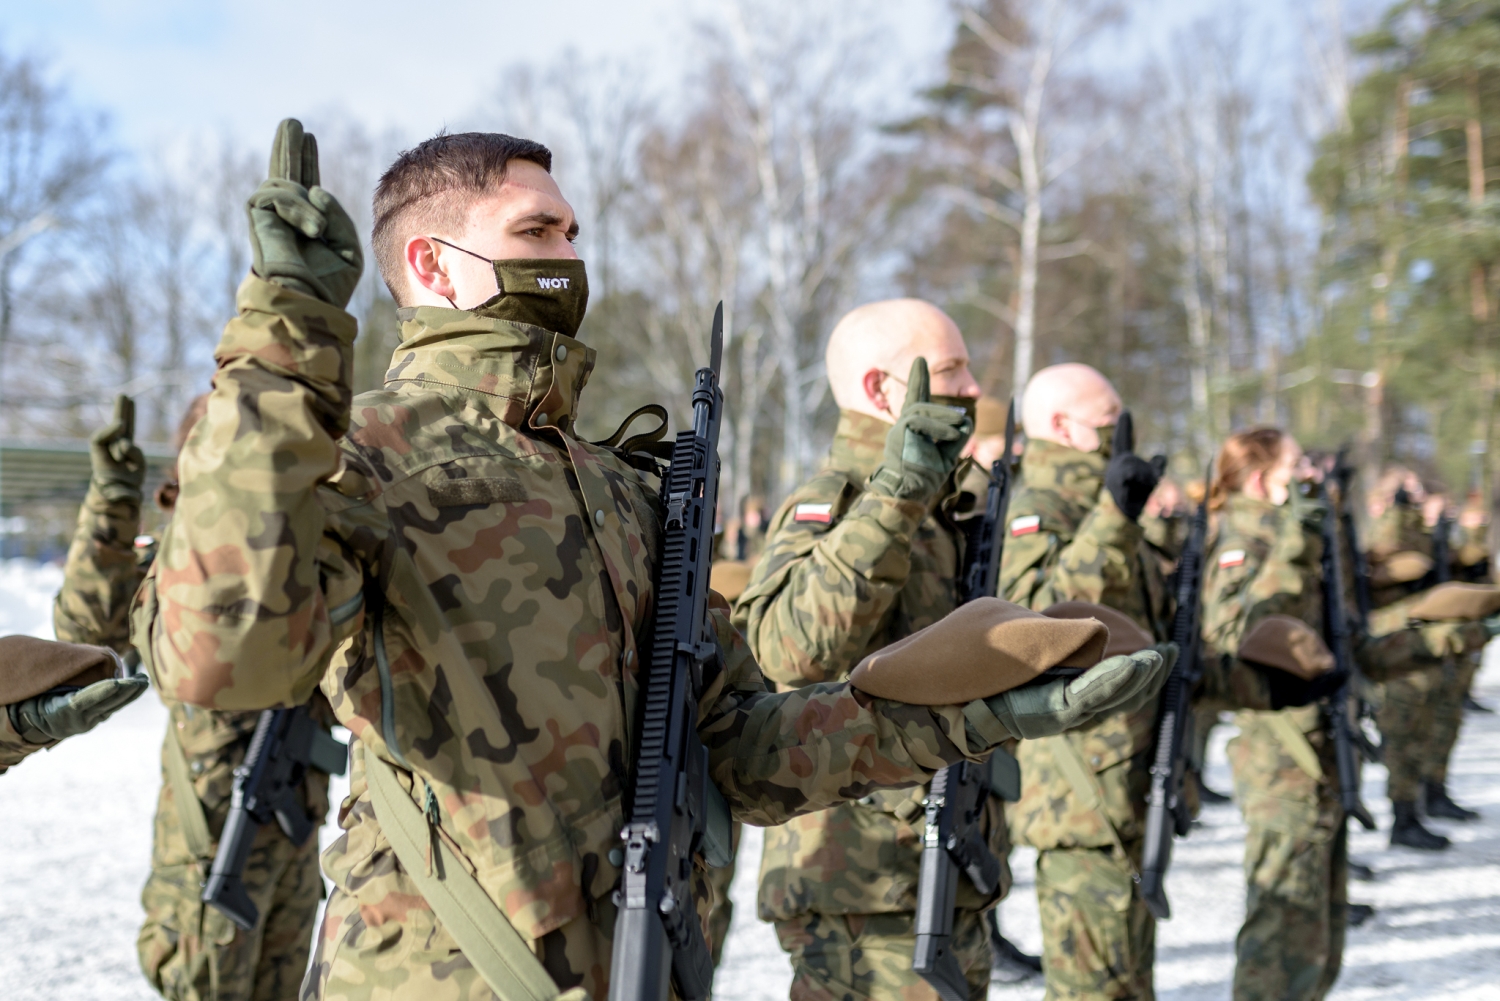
[731,299,1010,999]
[998,363,1169,1001]
[54,393,337,1001]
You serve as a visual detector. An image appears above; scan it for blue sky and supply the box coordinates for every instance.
[3,0,954,152]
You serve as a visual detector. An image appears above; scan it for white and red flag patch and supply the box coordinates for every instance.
[793,502,834,524]
[1010,515,1041,537]
[1218,549,1246,569]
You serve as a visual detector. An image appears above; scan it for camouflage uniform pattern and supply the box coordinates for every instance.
[998,438,1170,1001]
[134,278,1025,1001]
[1425,521,1489,788]
[56,444,330,1000]
[0,710,49,771]
[774,910,991,1001]
[732,410,1008,996]
[1199,492,1345,1001]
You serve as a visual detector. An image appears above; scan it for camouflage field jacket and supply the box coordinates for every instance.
[133,278,1018,995]
[732,410,1009,919]
[1201,493,1467,702]
[998,439,1170,850]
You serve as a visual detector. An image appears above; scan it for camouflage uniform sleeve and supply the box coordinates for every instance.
[52,482,144,652]
[0,709,50,773]
[1000,490,1142,610]
[700,612,1005,825]
[731,475,928,686]
[141,276,365,709]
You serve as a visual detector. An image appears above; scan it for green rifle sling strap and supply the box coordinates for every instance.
[363,749,591,1001]
[163,726,214,861]
[1042,734,1139,879]
[1264,712,1325,783]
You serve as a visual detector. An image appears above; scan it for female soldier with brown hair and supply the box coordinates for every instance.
[1197,428,1494,1001]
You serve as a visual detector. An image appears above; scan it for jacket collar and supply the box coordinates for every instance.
[388,306,596,434]
[1020,438,1106,499]
[827,410,894,481]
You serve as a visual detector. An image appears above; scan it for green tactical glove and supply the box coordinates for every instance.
[9,675,150,745]
[1485,614,1500,639]
[90,394,146,504]
[1287,482,1328,535]
[983,643,1175,740]
[867,357,973,503]
[246,118,364,309]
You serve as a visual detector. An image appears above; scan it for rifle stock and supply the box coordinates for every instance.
[610,304,727,1001]
[1139,463,1211,921]
[912,402,1016,1001]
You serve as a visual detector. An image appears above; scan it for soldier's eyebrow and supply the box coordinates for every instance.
[513,211,581,240]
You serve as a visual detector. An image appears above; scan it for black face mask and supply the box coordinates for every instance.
[930,394,978,427]
[432,238,590,338]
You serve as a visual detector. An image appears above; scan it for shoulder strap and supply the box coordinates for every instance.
[364,749,590,1001]
[163,726,213,861]
[1040,734,1138,879]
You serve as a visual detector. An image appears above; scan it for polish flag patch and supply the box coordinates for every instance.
[1010,515,1041,537]
[1218,549,1247,569]
[793,503,834,524]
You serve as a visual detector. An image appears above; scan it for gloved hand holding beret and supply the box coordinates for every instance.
[982,643,1175,740]
[9,675,150,745]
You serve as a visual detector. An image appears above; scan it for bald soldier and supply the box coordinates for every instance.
[999,364,1170,1001]
[735,301,1049,998]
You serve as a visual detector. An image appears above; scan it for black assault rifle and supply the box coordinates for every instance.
[1318,475,1378,831]
[912,401,1017,1001]
[202,705,347,930]
[1330,454,1383,766]
[611,303,732,1001]
[1139,462,1212,921]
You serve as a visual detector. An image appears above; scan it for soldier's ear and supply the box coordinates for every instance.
[862,368,889,414]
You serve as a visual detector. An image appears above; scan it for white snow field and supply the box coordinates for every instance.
[0,555,1495,1000]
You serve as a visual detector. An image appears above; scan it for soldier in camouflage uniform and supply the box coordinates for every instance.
[133,124,1168,1001]
[1363,472,1454,849]
[998,364,1170,1001]
[732,299,1006,1001]
[1199,429,1490,1001]
[55,393,337,1001]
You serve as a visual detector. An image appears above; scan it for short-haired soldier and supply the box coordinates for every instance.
[135,122,1169,999]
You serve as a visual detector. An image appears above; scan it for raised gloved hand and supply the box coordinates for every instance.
[1103,412,1161,522]
[246,118,364,309]
[867,357,973,503]
[90,394,146,504]
[983,643,1175,740]
[1287,480,1329,534]
[9,675,150,745]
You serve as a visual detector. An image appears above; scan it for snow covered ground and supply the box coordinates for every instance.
[0,556,1497,1000]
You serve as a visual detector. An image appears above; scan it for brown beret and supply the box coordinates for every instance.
[1370,550,1434,587]
[974,396,1009,437]
[0,636,124,705]
[1041,602,1155,657]
[710,560,754,602]
[1406,582,1500,621]
[1237,615,1334,680]
[849,597,1107,704]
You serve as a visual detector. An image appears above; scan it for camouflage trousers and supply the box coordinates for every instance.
[1427,653,1481,786]
[773,910,992,1001]
[1228,710,1347,1001]
[707,821,742,967]
[1033,842,1155,1001]
[1377,665,1442,803]
[138,781,325,1001]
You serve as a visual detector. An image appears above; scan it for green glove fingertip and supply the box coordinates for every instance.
[906,356,930,409]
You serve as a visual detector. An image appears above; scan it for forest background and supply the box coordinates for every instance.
[0,0,1492,551]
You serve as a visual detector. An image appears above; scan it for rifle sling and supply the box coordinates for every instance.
[164,725,214,862]
[1041,735,1138,879]
[364,750,590,1001]
[1264,713,1324,782]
